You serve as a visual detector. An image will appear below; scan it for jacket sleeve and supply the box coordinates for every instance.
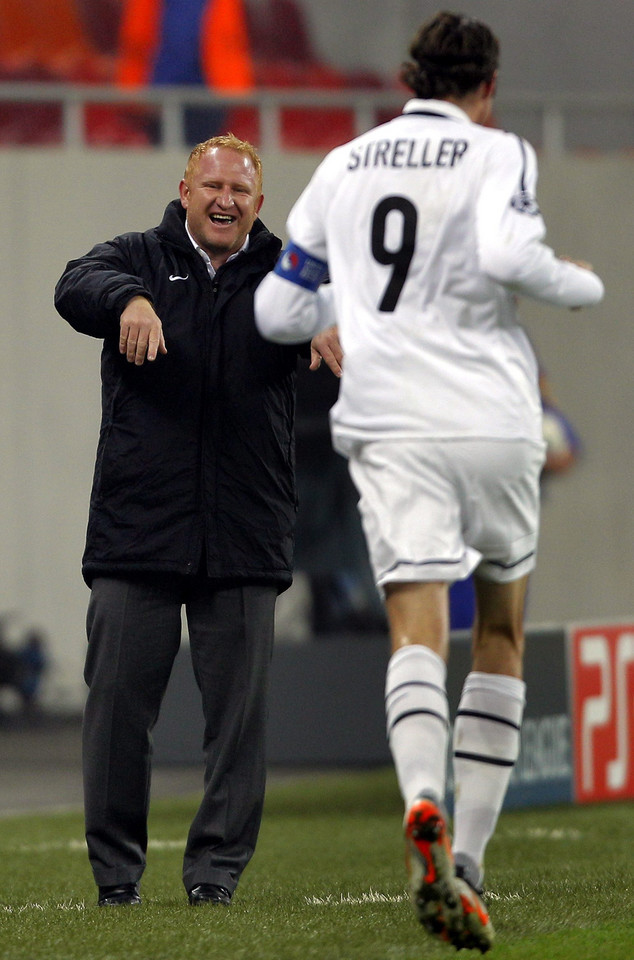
[54,236,154,339]
[476,134,604,307]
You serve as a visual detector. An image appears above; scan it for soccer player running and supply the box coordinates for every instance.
[254,11,604,954]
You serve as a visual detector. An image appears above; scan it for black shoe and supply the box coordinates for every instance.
[97,882,141,907]
[188,883,232,906]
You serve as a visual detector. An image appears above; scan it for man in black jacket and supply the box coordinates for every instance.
[55,133,335,908]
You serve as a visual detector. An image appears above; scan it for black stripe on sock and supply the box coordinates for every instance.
[453,750,515,767]
[456,708,520,731]
[388,707,449,736]
[385,679,446,704]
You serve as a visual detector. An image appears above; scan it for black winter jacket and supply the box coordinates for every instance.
[55,200,302,588]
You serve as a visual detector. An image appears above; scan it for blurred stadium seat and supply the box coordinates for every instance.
[0,0,112,83]
[2,2,626,151]
[0,0,389,149]
[0,0,156,146]
[243,0,387,149]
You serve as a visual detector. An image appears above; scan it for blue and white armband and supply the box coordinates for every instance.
[273,242,329,291]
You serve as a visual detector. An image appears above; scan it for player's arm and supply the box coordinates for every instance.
[255,240,332,343]
[476,135,604,308]
[256,157,336,343]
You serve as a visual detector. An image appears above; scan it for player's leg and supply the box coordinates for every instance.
[472,574,528,677]
[384,581,464,939]
[348,439,475,943]
[447,438,541,950]
[352,438,463,813]
[452,574,529,890]
[349,441,455,814]
[450,432,541,896]
[384,581,450,807]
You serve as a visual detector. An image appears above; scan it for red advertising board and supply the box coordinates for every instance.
[570,623,634,803]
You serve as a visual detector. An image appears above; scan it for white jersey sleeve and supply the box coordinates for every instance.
[476,135,604,306]
[255,157,334,343]
[255,270,331,343]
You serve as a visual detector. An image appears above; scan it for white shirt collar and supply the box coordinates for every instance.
[402,98,472,124]
[185,219,250,278]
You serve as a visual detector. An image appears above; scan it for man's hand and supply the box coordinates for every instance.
[310,325,343,377]
[119,296,167,364]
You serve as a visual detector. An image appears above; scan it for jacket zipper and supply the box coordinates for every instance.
[194,275,220,572]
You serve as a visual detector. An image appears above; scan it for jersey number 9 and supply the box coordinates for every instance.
[371,196,417,312]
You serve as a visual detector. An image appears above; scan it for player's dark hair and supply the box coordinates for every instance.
[401,11,499,99]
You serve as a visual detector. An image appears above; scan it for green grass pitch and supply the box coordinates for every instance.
[0,767,632,959]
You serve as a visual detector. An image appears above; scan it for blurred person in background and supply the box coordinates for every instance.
[114,0,254,141]
[114,0,253,88]
[0,616,48,717]
[254,10,603,953]
[55,133,335,909]
[74,0,254,143]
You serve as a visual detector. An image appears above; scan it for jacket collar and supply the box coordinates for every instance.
[185,218,250,278]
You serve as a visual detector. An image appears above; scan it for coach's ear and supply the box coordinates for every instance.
[179,178,190,209]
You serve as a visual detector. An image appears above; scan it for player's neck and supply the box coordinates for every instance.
[442,75,496,126]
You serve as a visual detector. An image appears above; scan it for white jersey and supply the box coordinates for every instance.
[255,99,604,452]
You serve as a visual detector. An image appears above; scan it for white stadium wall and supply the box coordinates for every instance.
[0,147,632,709]
[298,0,633,99]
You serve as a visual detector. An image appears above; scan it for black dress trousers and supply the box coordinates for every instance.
[82,574,277,893]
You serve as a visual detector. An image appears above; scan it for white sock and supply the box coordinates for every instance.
[452,671,526,887]
[385,645,449,811]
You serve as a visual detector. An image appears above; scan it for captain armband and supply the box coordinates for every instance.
[273,242,329,291]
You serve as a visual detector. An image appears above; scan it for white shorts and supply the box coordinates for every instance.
[347,438,546,589]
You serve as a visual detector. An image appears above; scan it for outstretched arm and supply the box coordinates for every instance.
[54,238,154,340]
